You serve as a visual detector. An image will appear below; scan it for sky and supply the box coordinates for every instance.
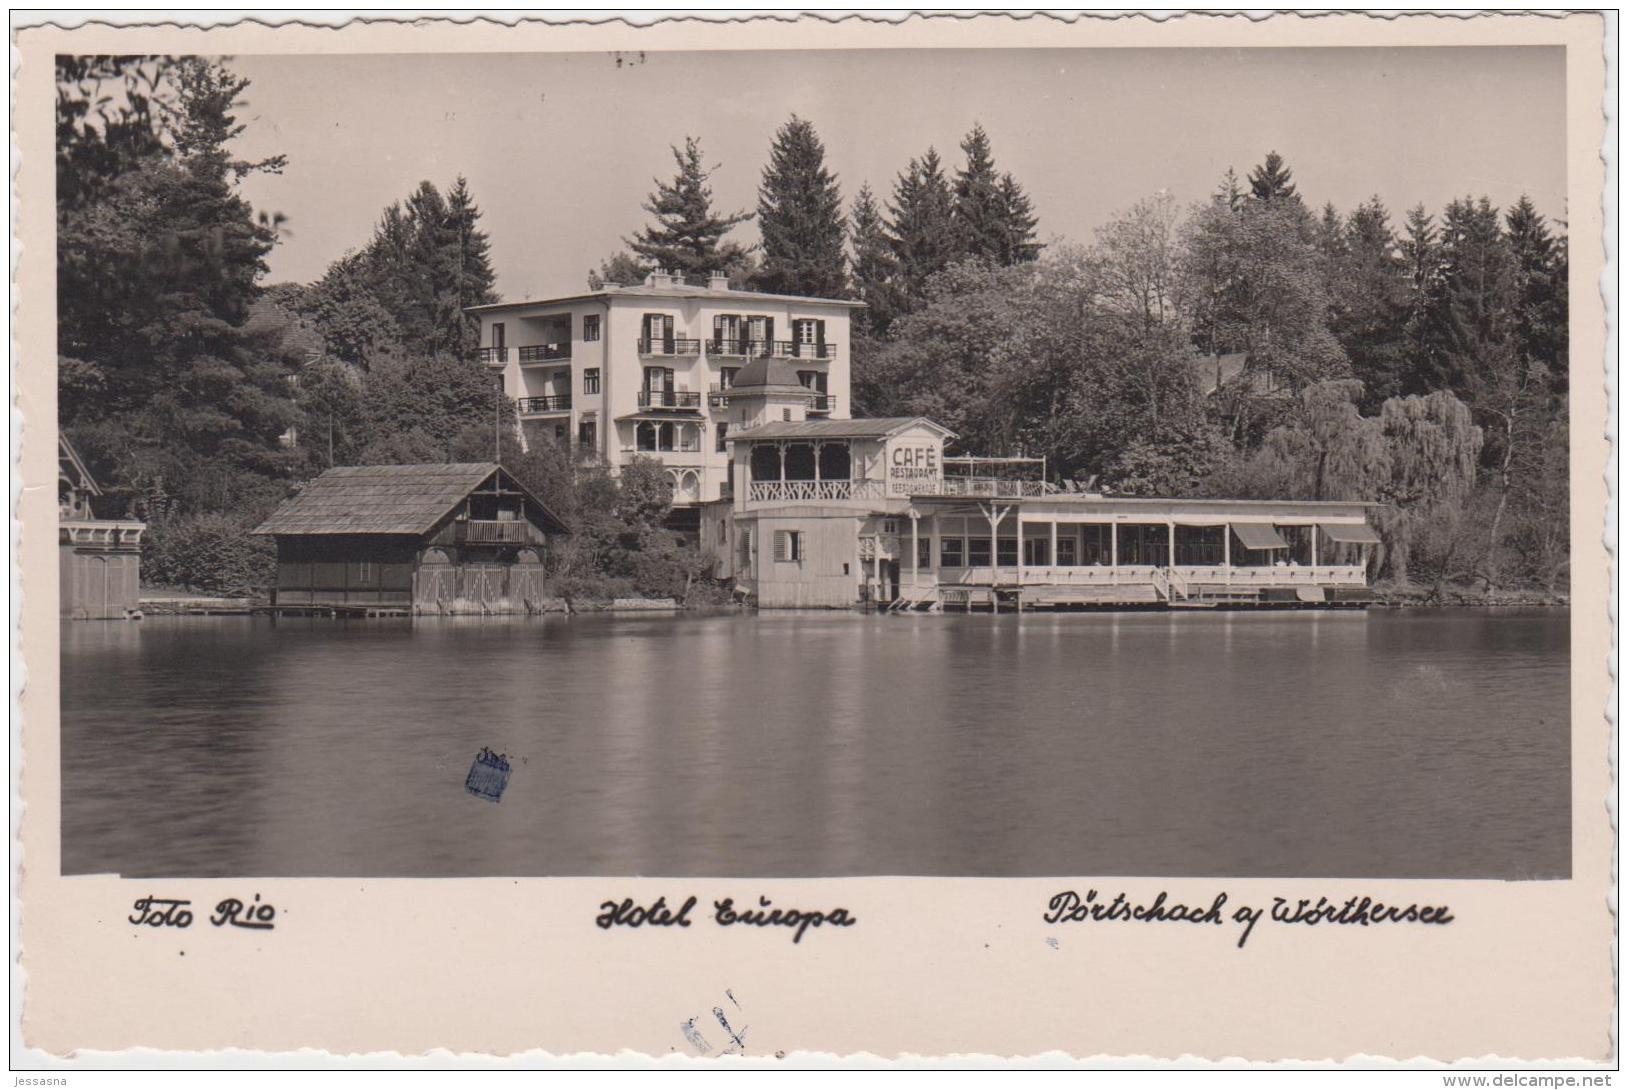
[228,46,1568,302]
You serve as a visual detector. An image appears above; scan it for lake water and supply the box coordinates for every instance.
[60,608,1570,879]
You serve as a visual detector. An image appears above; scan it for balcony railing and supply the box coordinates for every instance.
[518,343,571,364]
[747,479,886,502]
[909,478,1049,498]
[517,394,572,414]
[807,394,836,414]
[638,390,703,410]
[770,340,838,359]
[456,519,534,544]
[705,339,839,359]
[477,346,509,366]
[638,337,702,356]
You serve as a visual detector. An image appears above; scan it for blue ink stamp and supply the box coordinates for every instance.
[465,747,511,803]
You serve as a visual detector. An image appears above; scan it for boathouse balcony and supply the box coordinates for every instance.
[455,519,536,545]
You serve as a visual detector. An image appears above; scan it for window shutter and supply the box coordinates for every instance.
[815,319,826,355]
[713,314,723,351]
[773,530,788,562]
[790,531,802,562]
[764,317,775,353]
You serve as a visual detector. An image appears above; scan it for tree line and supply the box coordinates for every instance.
[57,57,1569,597]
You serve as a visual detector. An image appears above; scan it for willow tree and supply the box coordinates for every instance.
[1375,390,1483,583]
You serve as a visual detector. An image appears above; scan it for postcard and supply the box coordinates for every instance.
[12,9,1614,1067]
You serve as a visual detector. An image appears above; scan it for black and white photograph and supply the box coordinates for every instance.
[54,38,1575,881]
[18,8,1612,1068]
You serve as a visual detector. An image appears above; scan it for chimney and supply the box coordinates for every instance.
[708,272,731,292]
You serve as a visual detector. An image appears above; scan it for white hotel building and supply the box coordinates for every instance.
[469,270,862,510]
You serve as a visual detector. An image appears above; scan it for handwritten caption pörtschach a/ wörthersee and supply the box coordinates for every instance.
[595,895,856,943]
[1044,889,1455,948]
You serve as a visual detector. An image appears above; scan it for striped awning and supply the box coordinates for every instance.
[1231,523,1289,550]
[1320,522,1382,545]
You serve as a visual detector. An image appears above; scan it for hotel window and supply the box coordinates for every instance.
[720,367,739,389]
[917,536,932,571]
[773,529,804,563]
[715,422,729,453]
[583,314,601,342]
[941,537,964,567]
[643,313,675,352]
[578,420,596,449]
[738,529,753,567]
[491,322,505,348]
[583,368,601,395]
[997,538,1019,567]
[1023,538,1050,566]
[1056,536,1078,566]
[637,421,676,452]
[967,538,991,567]
[882,519,898,535]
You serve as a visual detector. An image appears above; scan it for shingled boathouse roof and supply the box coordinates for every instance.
[253,463,569,537]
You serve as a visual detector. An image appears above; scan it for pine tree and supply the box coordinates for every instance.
[995,173,1042,264]
[849,182,900,337]
[1328,197,1410,407]
[626,136,752,282]
[887,147,960,302]
[1398,204,1452,394]
[1248,150,1299,204]
[57,56,300,515]
[1504,195,1566,375]
[952,123,1005,260]
[750,115,848,298]
[444,176,499,358]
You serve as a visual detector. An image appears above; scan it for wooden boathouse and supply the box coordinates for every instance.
[254,463,569,615]
[700,416,1384,611]
[59,435,146,620]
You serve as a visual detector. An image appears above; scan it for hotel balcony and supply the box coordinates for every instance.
[770,340,838,360]
[807,394,836,415]
[706,339,839,359]
[638,337,702,357]
[638,390,703,410]
[477,346,509,368]
[518,394,572,415]
[518,343,571,364]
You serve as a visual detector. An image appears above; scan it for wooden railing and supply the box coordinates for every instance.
[457,520,533,544]
[935,564,1368,587]
[518,343,571,363]
[747,479,886,502]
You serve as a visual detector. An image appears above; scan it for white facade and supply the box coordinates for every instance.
[469,272,861,506]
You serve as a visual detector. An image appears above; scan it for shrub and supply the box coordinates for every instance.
[142,513,275,596]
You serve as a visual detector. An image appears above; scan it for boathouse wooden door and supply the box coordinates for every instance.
[415,549,456,613]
